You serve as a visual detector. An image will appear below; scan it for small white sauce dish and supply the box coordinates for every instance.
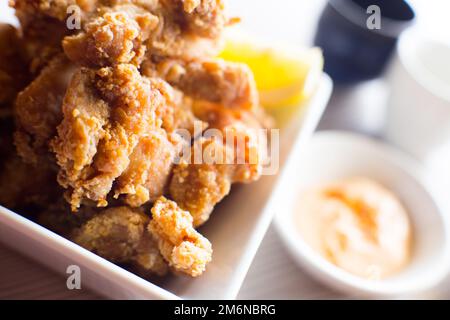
[274,131,450,298]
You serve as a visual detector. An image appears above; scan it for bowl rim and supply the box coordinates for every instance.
[397,26,450,103]
[274,130,450,297]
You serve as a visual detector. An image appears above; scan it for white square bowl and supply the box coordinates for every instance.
[0,67,332,299]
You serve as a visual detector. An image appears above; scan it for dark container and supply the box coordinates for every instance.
[314,0,415,84]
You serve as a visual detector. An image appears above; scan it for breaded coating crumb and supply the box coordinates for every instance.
[63,6,158,67]
[143,57,259,110]
[73,206,168,276]
[131,232,169,277]
[53,63,160,209]
[51,67,110,208]
[14,54,76,163]
[149,196,212,277]
[115,128,180,207]
[170,138,233,227]
[169,105,265,227]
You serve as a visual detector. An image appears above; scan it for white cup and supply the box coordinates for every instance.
[384,27,450,164]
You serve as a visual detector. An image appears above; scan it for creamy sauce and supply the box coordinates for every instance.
[296,177,412,280]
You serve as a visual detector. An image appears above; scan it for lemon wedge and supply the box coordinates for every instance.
[219,32,324,111]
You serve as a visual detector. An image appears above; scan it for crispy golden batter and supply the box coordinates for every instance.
[147,0,227,58]
[53,63,162,209]
[115,128,180,207]
[143,57,258,110]
[12,0,74,73]
[169,137,233,226]
[149,196,212,277]
[12,0,97,22]
[52,65,205,210]
[149,77,204,134]
[51,69,200,209]
[72,206,168,276]
[178,0,226,37]
[13,0,227,60]
[73,206,146,261]
[131,231,169,278]
[51,68,110,207]
[193,99,261,131]
[63,5,158,67]
[169,103,266,226]
[90,64,158,201]
[14,54,76,163]
[192,101,265,182]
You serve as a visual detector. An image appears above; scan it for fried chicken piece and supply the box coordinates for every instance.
[111,76,204,207]
[72,206,146,261]
[14,54,76,163]
[169,137,234,226]
[78,64,158,207]
[0,24,31,113]
[13,0,227,61]
[142,57,258,110]
[169,100,269,226]
[193,99,262,132]
[130,231,169,278]
[177,0,226,38]
[0,117,15,165]
[72,206,168,276]
[53,63,163,210]
[20,19,68,74]
[12,0,75,73]
[192,100,266,182]
[114,128,181,207]
[149,77,204,134]
[52,64,200,210]
[149,196,212,277]
[147,0,227,58]
[63,5,158,67]
[12,0,97,22]
[109,76,203,207]
[157,90,202,135]
[51,67,110,204]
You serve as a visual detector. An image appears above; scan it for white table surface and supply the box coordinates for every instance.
[1,0,449,300]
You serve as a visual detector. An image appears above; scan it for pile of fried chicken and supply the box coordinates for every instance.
[0,0,272,278]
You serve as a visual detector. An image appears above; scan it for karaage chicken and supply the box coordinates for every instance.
[52,63,160,210]
[142,57,259,110]
[0,0,272,279]
[72,205,168,276]
[149,196,212,277]
[114,127,181,207]
[14,54,76,163]
[63,5,158,67]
